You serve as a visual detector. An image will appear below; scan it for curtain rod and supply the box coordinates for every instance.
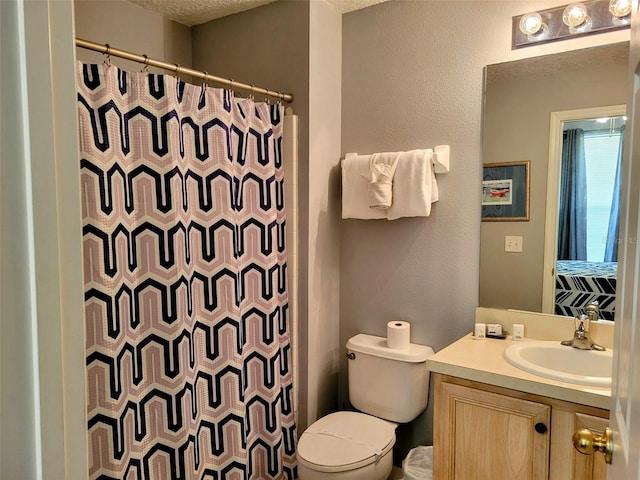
[75,38,294,103]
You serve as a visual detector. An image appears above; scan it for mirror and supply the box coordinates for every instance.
[479,42,629,318]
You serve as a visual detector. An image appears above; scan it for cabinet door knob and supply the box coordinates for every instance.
[534,422,547,434]
[572,427,613,464]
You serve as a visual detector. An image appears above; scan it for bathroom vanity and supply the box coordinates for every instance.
[427,334,611,480]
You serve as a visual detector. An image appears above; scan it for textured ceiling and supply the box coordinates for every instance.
[127,0,390,26]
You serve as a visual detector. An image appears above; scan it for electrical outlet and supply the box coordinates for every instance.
[505,235,523,252]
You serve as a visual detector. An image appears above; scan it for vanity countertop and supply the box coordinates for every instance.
[426,334,611,410]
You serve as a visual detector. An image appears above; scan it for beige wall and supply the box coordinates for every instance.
[480,53,628,312]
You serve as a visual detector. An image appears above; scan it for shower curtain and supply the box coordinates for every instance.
[77,63,296,480]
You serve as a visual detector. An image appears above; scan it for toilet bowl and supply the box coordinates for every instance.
[297,411,395,480]
[297,334,434,480]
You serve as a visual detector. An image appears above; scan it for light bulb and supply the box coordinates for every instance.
[563,3,589,27]
[609,0,632,18]
[518,12,548,41]
[519,12,543,35]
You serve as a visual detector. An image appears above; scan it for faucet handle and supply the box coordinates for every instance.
[585,301,600,322]
[585,301,599,313]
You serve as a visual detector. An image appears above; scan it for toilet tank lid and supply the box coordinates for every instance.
[347,334,435,363]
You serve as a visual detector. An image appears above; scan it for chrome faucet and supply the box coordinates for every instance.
[561,309,606,351]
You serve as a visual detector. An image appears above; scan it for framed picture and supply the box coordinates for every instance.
[482,161,530,221]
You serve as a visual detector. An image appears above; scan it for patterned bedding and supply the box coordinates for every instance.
[555,261,617,321]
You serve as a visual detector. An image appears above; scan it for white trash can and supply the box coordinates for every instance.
[402,445,433,480]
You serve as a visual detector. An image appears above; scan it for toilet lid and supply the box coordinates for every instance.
[297,412,396,473]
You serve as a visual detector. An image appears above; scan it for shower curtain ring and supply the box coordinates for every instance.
[202,72,209,92]
[265,89,272,104]
[249,84,255,101]
[175,64,181,81]
[229,79,236,97]
[142,54,149,73]
[104,43,112,66]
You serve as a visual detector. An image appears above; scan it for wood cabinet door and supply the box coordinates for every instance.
[434,380,551,480]
[550,410,608,480]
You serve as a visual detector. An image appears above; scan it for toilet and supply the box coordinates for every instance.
[297,333,435,480]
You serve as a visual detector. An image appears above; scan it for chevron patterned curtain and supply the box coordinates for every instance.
[77,63,296,480]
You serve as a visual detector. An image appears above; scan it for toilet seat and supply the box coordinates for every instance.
[297,411,396,473]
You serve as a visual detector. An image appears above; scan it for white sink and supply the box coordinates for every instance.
[504,341,612,387]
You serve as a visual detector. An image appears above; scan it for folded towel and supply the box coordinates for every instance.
[364,153,400,209]
[367,180,393,209]
[387,149,438,220]
[341,154,387,219]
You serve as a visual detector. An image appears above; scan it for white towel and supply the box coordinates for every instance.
[341,149,442,220]
[341,154,387,219]
[364,152,401,210]
[387,149,438,220]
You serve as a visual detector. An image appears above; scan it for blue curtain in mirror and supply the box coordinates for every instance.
[558,128,587,260]
[604,126,625,262]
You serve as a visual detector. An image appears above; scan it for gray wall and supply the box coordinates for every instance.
[191,1,319,430]
[192,1,344,431]
[480,53,628,312]
[73,0,630,468]
[339,0,628,463]
[306,1,343,428]
[341,1,484,461]
[74,0,191,70]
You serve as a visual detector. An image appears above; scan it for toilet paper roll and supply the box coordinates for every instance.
[387,321,411,349]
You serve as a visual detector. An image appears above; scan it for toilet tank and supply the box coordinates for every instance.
[346,333,434,424]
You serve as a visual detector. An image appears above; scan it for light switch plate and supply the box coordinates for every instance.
[505,235,523,252]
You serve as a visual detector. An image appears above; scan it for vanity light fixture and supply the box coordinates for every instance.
[513,0,630,49]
